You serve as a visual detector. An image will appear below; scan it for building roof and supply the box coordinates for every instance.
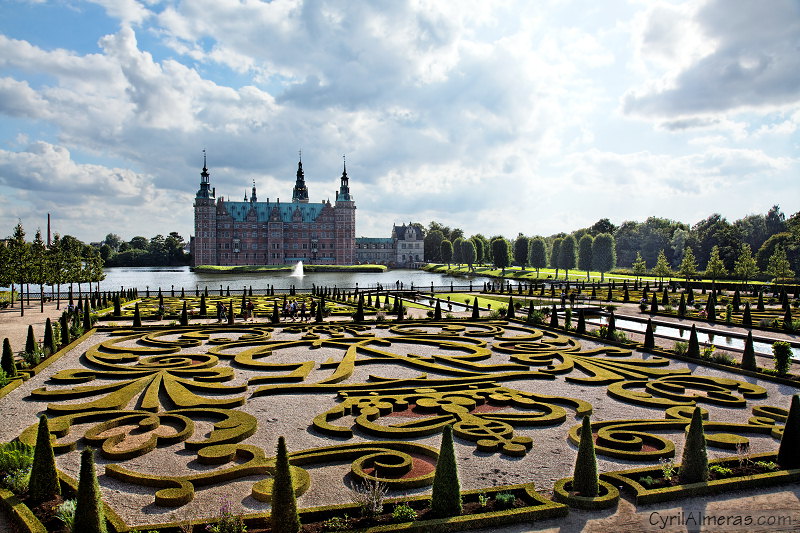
[221,201,326,223]
[356,237,394,244]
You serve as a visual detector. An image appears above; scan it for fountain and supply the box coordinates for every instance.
[290,261,305,278]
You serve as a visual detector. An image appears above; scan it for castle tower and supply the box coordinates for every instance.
[334,156,356,264]
[192,151,217,266]
[292,154,309,203]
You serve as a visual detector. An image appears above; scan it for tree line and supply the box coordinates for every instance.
[99,232,189,267]
[422,205,799,281]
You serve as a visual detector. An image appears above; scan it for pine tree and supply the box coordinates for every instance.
[777,395,800,469]
[73,447,107,533]
[687,325,700,358]
[572,415,598,497]
[25,325,36,355]
[271,436,301,533]
[431,425,462,517]
[741,331,757,371]
[43,318,56,355]
[679,407,708,483]
[1,338,17,378]
[29,415,60,504]
[132,303,142,327]
[643,319,655,350]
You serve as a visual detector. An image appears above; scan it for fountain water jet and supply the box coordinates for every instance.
[290,261,305,278]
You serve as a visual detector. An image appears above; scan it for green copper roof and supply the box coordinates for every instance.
[221,201,326,223]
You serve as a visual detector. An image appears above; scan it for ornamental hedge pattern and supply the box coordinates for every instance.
[0,313,797,531]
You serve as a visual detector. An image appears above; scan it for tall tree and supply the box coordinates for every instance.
[8,222,28,307]
[491,237,510,273]
[631,251,647,279]
[652,250,673,282]
[528,237,548,276]
[470,235,486,264]
[591,233,615,281]
[705,245,728,281]
[766,246,794,280]
[440,240,453,267]
[513,235,530,268]
[578,234,594,279]
[677,247,698,282]
[559,235,577,279]
[765,204,786,236]
[733,243,759,283]
[452,237,465,265]
[462,239,476,271]
[551,238,563,278]
[424,229,444,262]
[30,229,48,312]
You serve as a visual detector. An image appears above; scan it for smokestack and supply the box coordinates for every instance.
[47,213,51,247]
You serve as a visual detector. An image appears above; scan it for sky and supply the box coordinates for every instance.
[0,0,798,244]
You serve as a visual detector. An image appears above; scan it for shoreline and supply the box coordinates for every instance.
[191,264,389,273]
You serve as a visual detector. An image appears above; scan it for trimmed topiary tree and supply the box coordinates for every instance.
[643,318,655,350]
[605,311,616,339]
[180,301,189,326]
[679,407,708,484]
[29,415,60,504]
[572,415,598,497]
[73,447,107,533]
[742,302,752,327]
[60,315,69,345]
[506,296,516,319]
[431,424,462,517]
[687,324,700,358]
[783,306,793,331]
[25,325,36,356]
[777,395,800,469]
[132,303,142,327]
[773,341,792,375]
[650,293,658,314]
[677,293,687,317]
[271,436,301,533]
[83,298,92,331]
[741,331,757,371]
[576,309,586,334]
[550,304,559,328]
[43,318,56,356]
[471,298,479,319]
[434,299,442,320]
[2,338,17,378]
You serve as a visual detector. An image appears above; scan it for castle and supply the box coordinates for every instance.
[190,154,356,266]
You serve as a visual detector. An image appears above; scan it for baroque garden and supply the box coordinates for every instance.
[0,283,799,532]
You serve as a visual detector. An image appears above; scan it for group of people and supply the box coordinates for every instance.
[215,299,256,322]
[283,299,311,322]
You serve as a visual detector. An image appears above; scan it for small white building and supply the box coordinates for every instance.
[355,223,423,267]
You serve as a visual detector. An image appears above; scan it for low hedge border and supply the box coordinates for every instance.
[0,487,47,533]
[601,452,800,505]
[552,478,620,510]
[0,328,93,401]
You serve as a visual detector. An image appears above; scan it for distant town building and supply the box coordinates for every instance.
[355,223,423,267]
[191,154,356,266]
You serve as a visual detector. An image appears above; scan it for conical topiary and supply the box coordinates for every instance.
[132,303,142,327]
[741,331,757,371]
[271,436,301,533]
[29,415,60,504]
[228,299,235,325]
[687,325,700,358]
[757,291,765,311]
[354,296,365,322]
[430,425,462,517]
[471,298,479,319]
[783,306,793,331]
[741,302,752,328]
[43,318,56,356]
[650,293,658,314]
[572,415,599,497]
[60,315,69,345]
[605,311,616,339]
[180,301,188,326]
[272,302,280,324]
[25,325,36,355]
[83,298,92,331]
[777,395,800,469]
[2,338,17,378]
[643,318,655,350]
[550,304,559,328]
[576,309,586,334]
[200,294,207,316]
[434,300,442,320]
[506,296,516,319]
[679,407,708,483]
[73,447,106,533]
[678,293,686,316]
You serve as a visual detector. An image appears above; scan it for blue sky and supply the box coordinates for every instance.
[0,0,798,243]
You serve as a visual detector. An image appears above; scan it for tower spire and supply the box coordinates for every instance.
[196,149,214,198]
[251,179,257,202]
[292,151,309,203]
[336,154,352,202]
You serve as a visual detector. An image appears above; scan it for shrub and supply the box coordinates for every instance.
[477,493,489,507]
[712,352,735,365]
[73,447,106,533]
[777,395,800,469]
[674,341,688,356]
[207,499,247,533]
[679,407,708,484]
[773,341,792,375]
[687,325,700,358]
[29,415,60,504]
[754,460,779,472]
[643,319,655,350]
[55,499,77,532]
[741,331,757,370]
[271,436,300,532]
[25,325,36,356]
[1,468,30,493]
[351,478,387,519]
[0,441,34,473]
[701,344,716,360]
[43,318,56,355]
[494,492,515,510]
[323,514,353,532]
[573,415,598,497]
[709,465,733,477]
[431,424,462,517]
[659,458,676,481]
[639,475,656,487]
[392,502,417,522]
